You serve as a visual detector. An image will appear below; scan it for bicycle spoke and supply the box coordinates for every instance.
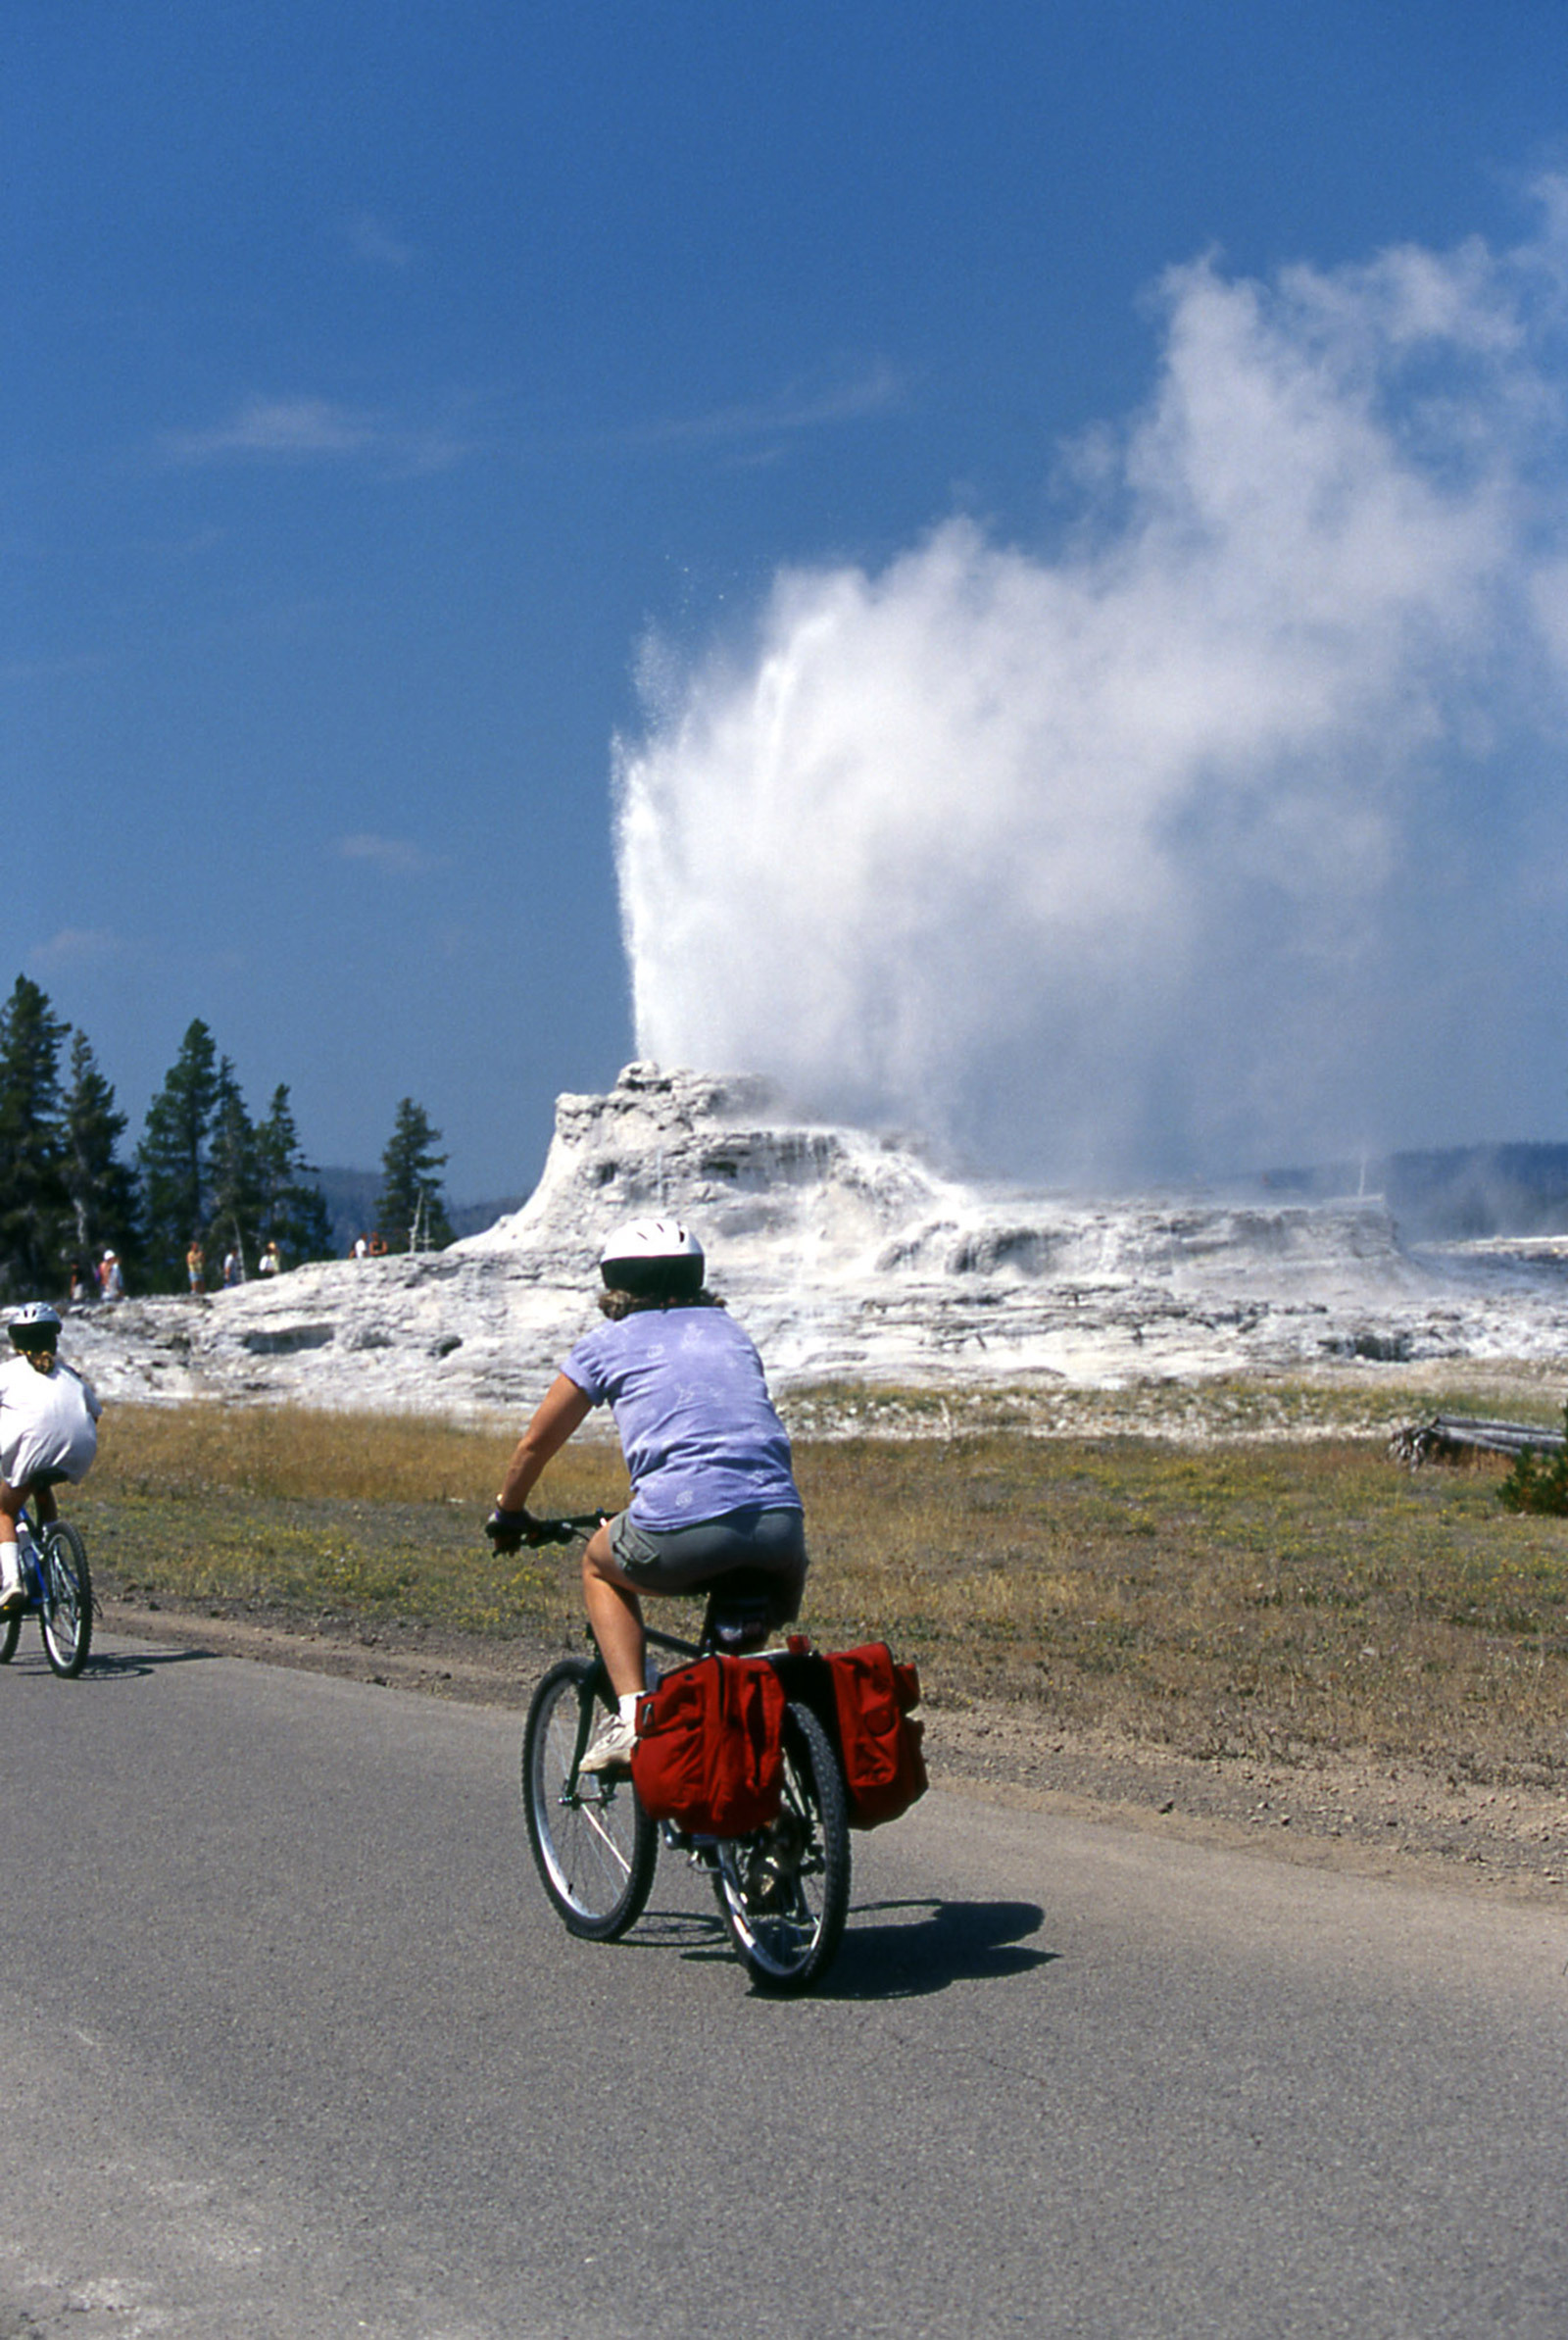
[569,1796,635,1877]
[521,1658,658,1940]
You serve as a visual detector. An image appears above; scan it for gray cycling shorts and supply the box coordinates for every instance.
[609,1505,808,1616]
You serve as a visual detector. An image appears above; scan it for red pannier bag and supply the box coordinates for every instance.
[631,1653,786,1837]
[823,1642,928,1830]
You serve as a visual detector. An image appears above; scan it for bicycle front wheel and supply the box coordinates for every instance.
[713,1699,850,1994]
[40,1522,92,1678]
[521,1658,658,1941]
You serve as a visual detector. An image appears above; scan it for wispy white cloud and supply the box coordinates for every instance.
[166,363,880,479]
[344,211,416,269]
[27,927,123,972]
[600,359,905,455]
[165,396,378,462]
[163,396,468,474]
[337,832,446,877]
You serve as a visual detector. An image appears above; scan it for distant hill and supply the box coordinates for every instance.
[314,1168,528,1256]
[1263,1144,1568,1239]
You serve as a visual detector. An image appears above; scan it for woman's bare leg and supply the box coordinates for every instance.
[581,1524,647,1700]
[0,1480,24,1607]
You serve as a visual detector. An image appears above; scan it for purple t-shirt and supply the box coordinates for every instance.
[563,1305,802,1533]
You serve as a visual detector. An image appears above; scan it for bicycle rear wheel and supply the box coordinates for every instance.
[0,1609,20,1665]
[39,1522,92,1678]
[713,1699,850,1994]
[522,1658,658,1941]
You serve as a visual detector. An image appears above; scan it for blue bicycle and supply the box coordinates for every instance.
[0,1492,93,1678]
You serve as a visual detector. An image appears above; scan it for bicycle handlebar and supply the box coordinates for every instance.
[483,1505,614,1555]
[520,1511,612,1546]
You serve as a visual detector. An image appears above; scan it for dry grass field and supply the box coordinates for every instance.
[73,1397,1568,1791]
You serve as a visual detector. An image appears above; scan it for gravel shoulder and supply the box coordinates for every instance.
[98,1594,1568,1909]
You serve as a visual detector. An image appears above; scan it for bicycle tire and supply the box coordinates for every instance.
[713,1699,850,1994]
[521,1657,658,1941]
[0,1609,20,1665]
[39,1521,92,1678]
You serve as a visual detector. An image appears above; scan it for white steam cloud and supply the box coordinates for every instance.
[615,191,1568,1180]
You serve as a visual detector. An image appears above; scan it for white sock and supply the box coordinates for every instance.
[0,1542,18,1591]
[618,1692,641,1728]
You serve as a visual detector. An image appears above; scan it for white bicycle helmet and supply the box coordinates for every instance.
[9,1302,62,1351]
[598,1219,706,1301]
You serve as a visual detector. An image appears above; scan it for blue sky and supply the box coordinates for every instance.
[9,2,1568,1197]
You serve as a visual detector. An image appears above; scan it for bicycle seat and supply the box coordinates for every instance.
[699,1569,794,1655]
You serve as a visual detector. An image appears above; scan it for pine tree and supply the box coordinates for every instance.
[137,1019,221,1288]
[207,1059,261,1279]
[61,1029,139,1276]
[0,975,71,1299]
[254,1084,333,1267]
[375,1098,454,1251]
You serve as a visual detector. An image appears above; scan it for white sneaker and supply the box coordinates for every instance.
[0,1580,24,1615]
[578,1713,638,1774]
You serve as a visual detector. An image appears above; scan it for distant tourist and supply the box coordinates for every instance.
[99,1252,124,1301]
[353,1233,369,1261]
[68,1261,95,1304]
[222,1249,242,1288]
[259,1240,281,1276]
[186,1240,206,1297]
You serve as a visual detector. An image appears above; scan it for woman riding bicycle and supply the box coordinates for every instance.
[0,1303,102,1615]
[486,1220,807,1773]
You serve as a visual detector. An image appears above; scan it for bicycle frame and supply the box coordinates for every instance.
[555,1618,730,1799]
[519,1545,851,1988]
[562,1591,785,1785]
[14,1510,49,1610]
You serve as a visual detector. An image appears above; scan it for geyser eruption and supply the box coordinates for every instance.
[615,191,1568,1182]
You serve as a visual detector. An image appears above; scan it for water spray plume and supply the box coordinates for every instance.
[615,192,1568,1181]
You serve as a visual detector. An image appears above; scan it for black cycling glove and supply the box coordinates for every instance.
[484,1506,531,1555]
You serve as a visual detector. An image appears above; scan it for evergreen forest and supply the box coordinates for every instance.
[0,976,454,1301]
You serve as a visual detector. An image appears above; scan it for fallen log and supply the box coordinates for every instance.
[1389,1413,1566,1467]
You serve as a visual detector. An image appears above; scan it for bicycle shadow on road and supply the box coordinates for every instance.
[1,1642,222,1683]
[825,1897,1057,1999]
[94,1644,220,1678]
[635,1895,1057,1999]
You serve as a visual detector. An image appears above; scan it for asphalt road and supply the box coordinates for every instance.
[1,1632,1565,2340]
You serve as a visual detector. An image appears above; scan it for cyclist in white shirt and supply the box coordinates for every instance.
[0,1304,102,1613]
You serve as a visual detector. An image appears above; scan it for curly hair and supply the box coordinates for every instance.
[596,1286,726,1321]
